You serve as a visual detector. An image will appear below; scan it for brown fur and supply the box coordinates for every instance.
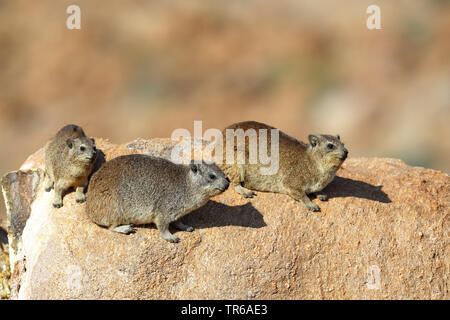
[85,155,229,243]
[217,121,348,211]
[44,125,97,208]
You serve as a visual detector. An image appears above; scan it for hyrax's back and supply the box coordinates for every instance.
[218,121,307,190]
[218,121,348,212]
[86,154,187,227]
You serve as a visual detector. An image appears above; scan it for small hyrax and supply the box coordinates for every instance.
[217,121,348,211]
[85,154,230,243]
[44,124,97,208]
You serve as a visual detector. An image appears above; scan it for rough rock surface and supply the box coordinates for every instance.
[1,138,449,299]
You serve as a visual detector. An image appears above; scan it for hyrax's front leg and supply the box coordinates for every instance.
[52,182,65,208]
[285,188,320,212]
[227,164,255,198]
[75,181,88,203]
[43,173,54,192]
[156,218,179,243]
[233,183,255,198]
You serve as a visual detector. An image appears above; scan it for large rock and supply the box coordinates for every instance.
[1,138,448,299]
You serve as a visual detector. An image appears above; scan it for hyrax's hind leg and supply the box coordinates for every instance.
[314,191,328,201]
[156,219,179,243]
[173,220,194,232]
[110,224,135,234]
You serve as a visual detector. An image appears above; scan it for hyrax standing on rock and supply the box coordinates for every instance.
[217,121,348,211]
[85,154,229,243]
[44,124,97,208]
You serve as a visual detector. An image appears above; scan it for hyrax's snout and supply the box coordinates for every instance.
[83,146,97,161]
[91,147,97,159]
[341,148,348,160]
[216,176,230,192]
[223,178,230,191]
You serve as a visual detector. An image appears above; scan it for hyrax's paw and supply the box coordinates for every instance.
[53,202,63,209]
[238,189,255,198]
[243,191,255,198]
[75,193,86,203]
[76,197,86,203]
[316,193,328,201]
[174,221,194,232]
[234,185,256,198]
[112,225,135,234]
[306,202,320,212]
[163,234,180,243]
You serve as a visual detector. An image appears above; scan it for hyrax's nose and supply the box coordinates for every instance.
[224,178,230,190]
[343,148,348,158]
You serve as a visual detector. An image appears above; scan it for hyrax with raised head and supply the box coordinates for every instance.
[85,154,229,243]
[217,121,348,211]
[44,124,97,208]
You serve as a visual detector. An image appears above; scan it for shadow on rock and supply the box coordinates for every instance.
[184,201,266,229]
[323,176,391,203]
[90,148,106,177]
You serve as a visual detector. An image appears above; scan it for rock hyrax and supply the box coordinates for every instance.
[85,154,230,243]
[44,124,97,208]
[217,121,348,211]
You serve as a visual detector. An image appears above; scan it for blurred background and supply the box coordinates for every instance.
[0,0,449,226]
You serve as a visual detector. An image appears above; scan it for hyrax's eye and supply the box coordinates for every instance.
[209,173,216,180]
[327,143,335,150]
[80,146,86,151]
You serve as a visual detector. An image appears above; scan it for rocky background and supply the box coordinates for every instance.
[1,138,449,299]
[0,0,450,228]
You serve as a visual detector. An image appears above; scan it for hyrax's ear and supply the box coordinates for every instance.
[336,134,340,140]
[190,160,198,174]
[66,139,73,149]
[90,138,95,144]
[308,135,319,147]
